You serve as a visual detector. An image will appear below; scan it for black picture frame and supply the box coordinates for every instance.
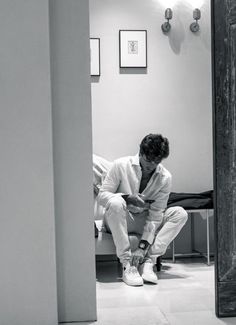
[119,30,147,68]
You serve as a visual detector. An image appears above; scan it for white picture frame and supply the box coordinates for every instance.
[90,38,100,76]
[119,30,147,68]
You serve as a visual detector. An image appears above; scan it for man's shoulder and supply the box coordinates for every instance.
[158,164,172,180]
[113,155,134,165]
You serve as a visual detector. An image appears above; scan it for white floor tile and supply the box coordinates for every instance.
[96,306,169,325]
[166,310,236,325]
[92,259,236,325]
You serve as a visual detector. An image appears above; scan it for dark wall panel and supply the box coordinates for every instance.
[213,0,236,317]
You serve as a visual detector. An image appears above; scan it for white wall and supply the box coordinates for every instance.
[90,0,213,192]
[0,1,58,324]
[49,0,97,322]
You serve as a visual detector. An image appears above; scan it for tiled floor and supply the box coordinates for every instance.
[79,258,236,325]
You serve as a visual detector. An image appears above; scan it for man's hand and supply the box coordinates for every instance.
[126,194,145,208]
[127,204,145,214]
[131,248,146,267]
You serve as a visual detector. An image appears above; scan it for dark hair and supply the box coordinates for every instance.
[139,134,169,160]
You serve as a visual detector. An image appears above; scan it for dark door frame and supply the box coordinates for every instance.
[212,0,236,317]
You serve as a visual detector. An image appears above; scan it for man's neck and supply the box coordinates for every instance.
[142,169,154,177]
[139,169,155,193]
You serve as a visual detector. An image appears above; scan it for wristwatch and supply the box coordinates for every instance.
[138,240,149,250]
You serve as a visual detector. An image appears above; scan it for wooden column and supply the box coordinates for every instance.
[212,0,236,317]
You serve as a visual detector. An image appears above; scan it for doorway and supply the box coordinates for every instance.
[90,0,213,262]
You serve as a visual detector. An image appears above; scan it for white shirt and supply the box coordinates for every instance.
[98,154,172,244]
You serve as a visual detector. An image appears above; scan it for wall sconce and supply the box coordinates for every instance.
[190,8,201,32]
[161,8,173,33]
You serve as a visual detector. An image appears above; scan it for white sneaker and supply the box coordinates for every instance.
[122,264,143,286]
[140,262,158,284]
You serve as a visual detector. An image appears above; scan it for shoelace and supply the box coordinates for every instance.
[126,266,139,275]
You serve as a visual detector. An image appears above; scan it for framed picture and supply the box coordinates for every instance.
[90,38,100,76]
[119,30,147,68]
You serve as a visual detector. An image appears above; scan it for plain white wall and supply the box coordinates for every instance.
[0,0,58,324]
[90,0,213,192]
[49,0,97,322]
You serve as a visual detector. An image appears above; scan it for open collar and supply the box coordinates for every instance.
[131,153,140,166]
[131,153,162,174]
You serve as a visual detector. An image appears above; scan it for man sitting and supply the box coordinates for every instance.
[97,133,188,286]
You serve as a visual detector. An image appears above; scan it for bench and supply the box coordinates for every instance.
[172,208,214,265]
[95,209,214,265]
[95,219,140,256]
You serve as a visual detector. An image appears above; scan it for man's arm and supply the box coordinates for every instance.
[98,159,146,210]
[131,175,172,266]
[97,160,122,207]
[141,175,172,245]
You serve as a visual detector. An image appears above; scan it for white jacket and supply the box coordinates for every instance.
[98,154,172,244]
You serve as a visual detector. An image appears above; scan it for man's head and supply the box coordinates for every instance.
[139,133,169,173]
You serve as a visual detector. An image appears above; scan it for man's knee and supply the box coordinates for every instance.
[106,196,126,215]
[175,206,188,224]
[166,206,188,224]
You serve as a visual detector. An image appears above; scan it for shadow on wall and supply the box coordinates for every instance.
[162,2,210,54]
[120,68,147,74]
[91,76,100,83]
[164,15,185,54]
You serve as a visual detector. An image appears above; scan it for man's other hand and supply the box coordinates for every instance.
[127,204,145,214]
[126,194,145,207]
[131,248,146,267]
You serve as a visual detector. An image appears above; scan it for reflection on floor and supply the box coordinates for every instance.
[81,258,236,325]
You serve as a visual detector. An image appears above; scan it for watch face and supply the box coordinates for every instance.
[140,243,145,249]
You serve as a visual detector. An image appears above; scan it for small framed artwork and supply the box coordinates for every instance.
[119,30,147,68]
[90,38,100,76]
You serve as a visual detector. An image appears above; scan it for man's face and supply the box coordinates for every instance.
[139,154,162,173]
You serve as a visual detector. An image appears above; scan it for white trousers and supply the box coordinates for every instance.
[104,196,188,264]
